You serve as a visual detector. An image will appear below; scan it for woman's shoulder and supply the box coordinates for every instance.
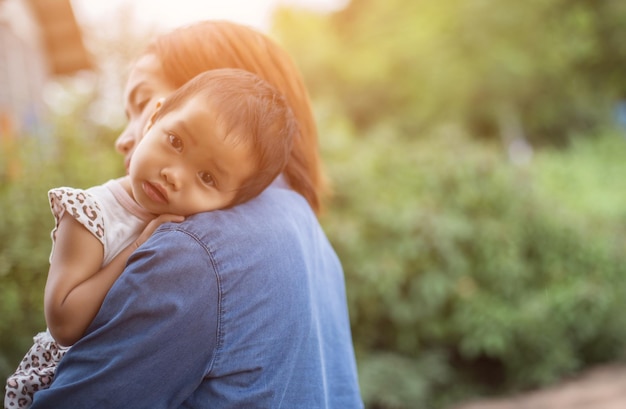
[158,186,318,249]
[197,187,312,228]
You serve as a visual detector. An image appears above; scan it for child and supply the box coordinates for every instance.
[5,68,297,409]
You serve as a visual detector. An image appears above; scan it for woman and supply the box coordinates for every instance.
[30,20,363,408]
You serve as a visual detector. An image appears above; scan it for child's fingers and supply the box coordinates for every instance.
[154,214,185,224]
[135,214,185,248]
[144,214,185,236]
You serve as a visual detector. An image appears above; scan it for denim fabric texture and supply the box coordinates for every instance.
[30,185,363,409]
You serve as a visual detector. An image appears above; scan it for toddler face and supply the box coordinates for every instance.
[128,95,257,216]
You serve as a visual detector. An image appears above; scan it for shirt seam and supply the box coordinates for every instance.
[157,225,223,376]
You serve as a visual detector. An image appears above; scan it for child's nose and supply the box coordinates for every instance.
[161,167,182,190]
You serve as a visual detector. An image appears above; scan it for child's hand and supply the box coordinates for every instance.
[134,214,185,249]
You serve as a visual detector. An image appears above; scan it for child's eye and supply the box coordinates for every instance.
[198,171,215,187]
[168,134,183,151]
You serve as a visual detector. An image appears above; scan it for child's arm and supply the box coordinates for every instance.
[44,213,184,347]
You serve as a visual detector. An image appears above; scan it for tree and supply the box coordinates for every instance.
[272,0,626,147]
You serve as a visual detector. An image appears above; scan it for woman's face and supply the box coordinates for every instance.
[115,53,177,173]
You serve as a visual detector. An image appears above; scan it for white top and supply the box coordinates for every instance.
[48,178,154,266]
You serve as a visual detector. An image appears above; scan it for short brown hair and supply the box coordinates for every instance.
[153,68,297,207]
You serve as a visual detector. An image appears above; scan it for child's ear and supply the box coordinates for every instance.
[143,98,166,134]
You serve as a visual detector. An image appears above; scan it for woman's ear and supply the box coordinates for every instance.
[144,98,166,134]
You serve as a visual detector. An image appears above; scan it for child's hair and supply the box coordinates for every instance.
[153,68,297,207]
[143,20,327,213]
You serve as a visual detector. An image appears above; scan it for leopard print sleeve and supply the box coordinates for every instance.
[48,187,105,261]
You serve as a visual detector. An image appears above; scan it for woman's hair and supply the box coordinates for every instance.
[154,68,297,207]
[143,20,327,213]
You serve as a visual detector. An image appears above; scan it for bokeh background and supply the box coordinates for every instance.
[2,0,626,408]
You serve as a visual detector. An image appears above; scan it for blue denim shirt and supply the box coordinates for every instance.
[30,185,363,409]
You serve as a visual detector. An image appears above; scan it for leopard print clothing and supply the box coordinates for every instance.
[5,180,153,409]
[5,187,104,409]
[4,331,68,409]
[49,187,105,254]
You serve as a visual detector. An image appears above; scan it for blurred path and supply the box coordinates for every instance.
[450,364,626,409]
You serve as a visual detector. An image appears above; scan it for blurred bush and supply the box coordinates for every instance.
[0,116,120,381]
[319,118,626,408]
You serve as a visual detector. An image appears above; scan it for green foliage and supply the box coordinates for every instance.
[531,133,626,230]
[357,351,451,409]
[273,0,626,146]
[319,120,626,408]
[0,119,120,381]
